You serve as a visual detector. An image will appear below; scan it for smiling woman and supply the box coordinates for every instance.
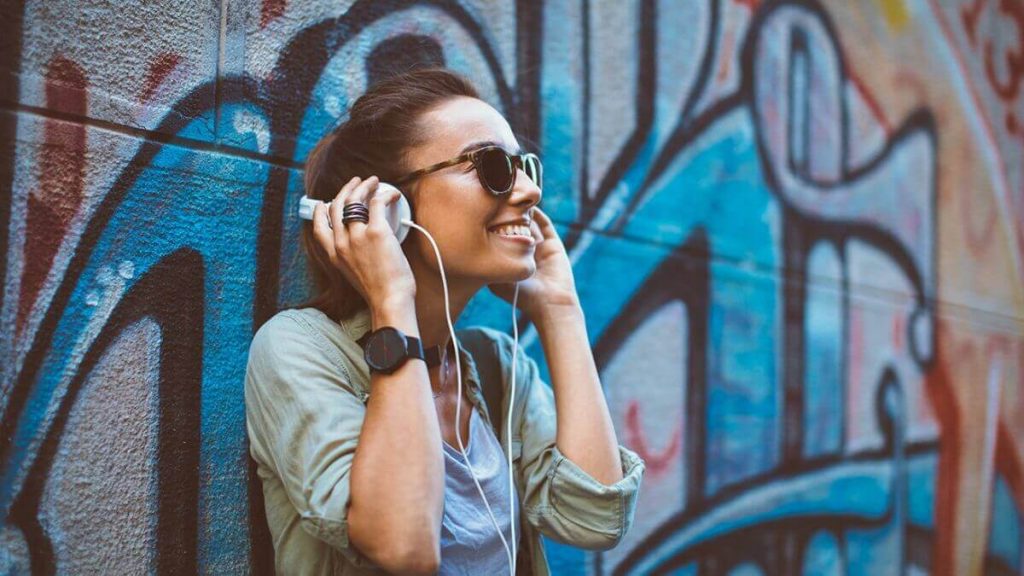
[243,67,646,576]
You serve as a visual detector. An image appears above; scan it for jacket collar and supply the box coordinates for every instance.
[342,305,373,344]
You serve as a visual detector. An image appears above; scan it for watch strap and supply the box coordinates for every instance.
[405,335,425,361]
[358,331,443,367]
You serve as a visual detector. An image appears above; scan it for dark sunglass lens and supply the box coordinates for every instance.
[479,148,514,193]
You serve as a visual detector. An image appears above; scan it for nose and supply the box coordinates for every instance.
[508,167,542,212]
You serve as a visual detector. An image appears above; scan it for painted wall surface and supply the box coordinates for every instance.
[1,0,1022,574]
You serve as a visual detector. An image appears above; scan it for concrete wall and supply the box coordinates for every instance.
[1,0,1022,574]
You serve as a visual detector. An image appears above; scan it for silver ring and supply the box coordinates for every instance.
[342,202,369,225]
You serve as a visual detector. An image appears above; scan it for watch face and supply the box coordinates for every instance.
[365,327,406,372]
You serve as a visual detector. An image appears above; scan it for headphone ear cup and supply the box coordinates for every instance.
[377,182,412,243]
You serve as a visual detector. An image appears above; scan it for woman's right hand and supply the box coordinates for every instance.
[310,175,417,310]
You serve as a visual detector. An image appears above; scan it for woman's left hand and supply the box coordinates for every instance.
[488,206,580,319]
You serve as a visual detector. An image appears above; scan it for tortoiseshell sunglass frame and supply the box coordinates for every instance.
[393,144,543,195]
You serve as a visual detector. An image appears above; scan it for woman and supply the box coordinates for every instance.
[244,67,645,575]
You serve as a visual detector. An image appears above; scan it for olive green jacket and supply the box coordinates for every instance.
[244,306,646,575]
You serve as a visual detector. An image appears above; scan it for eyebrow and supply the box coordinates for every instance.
[460,140,523,155]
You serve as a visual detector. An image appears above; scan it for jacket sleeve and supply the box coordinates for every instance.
[243,312,377,568]
[497,330,647,551]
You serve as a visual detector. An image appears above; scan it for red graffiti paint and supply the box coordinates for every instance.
[982,0,1024,103]
[848,71,892,134]
[1004,111,1024,153]
[961,0,987,45]
[717,22,735,82]
[932,0,1022,285]
[1019,212,1024,274]
[960,0,1024,104]
[925,327,1022,576]
[891,313,904,352]
[925,353,960,576]
[139,52,182,104]
[260,0,287,29]
[17,55,87,337]
[957,145,999,255]
[624,400,682,476]
[986,335,1024,540]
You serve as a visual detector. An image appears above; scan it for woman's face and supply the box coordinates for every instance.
[400,96,543,286]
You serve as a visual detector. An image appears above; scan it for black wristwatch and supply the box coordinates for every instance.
[361,326,426,374]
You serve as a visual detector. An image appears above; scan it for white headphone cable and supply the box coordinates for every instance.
[403,219,516,576]
[507,281,520,575]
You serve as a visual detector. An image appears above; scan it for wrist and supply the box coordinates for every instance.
[370,297,419,335]
[532,300,584,327]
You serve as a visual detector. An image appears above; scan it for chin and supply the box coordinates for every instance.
[483,257,535,285]
[508,258,536,282]
[478,234,536,282]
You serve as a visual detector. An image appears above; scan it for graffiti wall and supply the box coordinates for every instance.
[1,0,1022,574]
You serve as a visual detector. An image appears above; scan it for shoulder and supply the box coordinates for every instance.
[251,307,351,354]
[246,308,370,404]
[250,309,319,358]
[247,307,353,382]
[456,325,522,363]
[253,308,309,338]
[456,325,539,381]
[456,325,509,349]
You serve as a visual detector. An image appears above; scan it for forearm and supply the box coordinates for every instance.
[534,304,623,485]
[347,298,443,568]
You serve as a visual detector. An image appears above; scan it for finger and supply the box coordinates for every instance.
[330,177,363,243]
[311,201,343,261]
[311,200,365,295]
[368,182,401,231]
[350,175,380,226]
[528,214,544,244]
[342,176,379,236]
[531,206,559,240]
[333,175,364,207]
[329,176,361,226]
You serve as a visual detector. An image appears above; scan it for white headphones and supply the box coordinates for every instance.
[299,183,520,574]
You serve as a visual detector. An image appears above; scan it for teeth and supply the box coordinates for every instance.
[490,225,530,237]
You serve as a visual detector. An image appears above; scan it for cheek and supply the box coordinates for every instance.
[418,215,487,258]
[415,185,497,248]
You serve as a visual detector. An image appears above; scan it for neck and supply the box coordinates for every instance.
[408,250,483,352]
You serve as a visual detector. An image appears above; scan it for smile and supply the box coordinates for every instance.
[489,225,535,246]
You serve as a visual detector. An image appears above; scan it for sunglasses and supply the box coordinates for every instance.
[393,144,543,195]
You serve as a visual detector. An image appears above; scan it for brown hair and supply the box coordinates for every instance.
[292,67,481,323]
